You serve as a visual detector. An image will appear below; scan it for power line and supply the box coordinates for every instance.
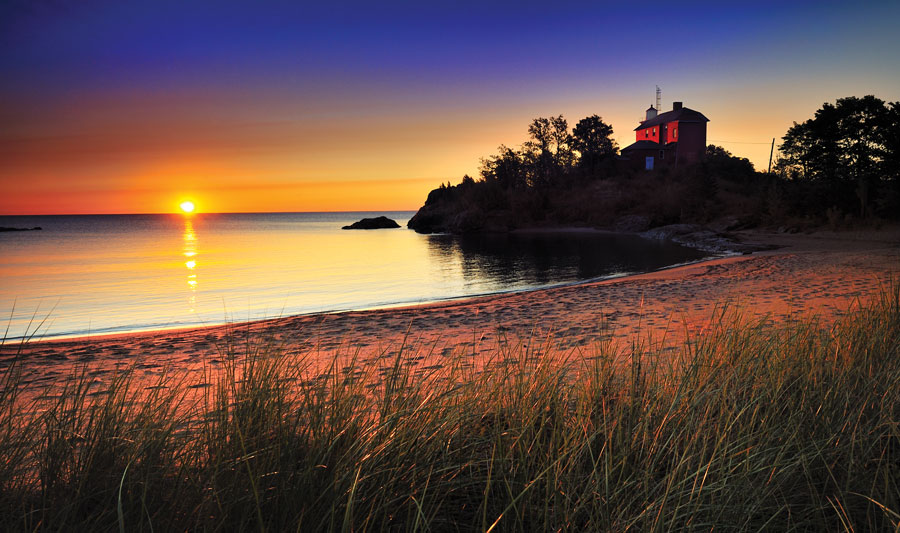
[708,139,776,145]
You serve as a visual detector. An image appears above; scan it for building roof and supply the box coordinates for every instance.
[621,140,661,151]
[621,140,680,152]
[634,107,709,131]
[620,140,679,152]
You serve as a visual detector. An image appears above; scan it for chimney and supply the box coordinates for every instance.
[673,101,683,111]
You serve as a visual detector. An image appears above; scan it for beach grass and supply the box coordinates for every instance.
[1,285,899,531]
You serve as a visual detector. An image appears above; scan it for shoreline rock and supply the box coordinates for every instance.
[639,224,777,255]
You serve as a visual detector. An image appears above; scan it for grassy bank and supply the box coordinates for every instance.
[1,287,899,531]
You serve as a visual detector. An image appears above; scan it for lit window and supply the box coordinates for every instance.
[645,130,649,137]
[674,129,677,139]
[653,127,656,135]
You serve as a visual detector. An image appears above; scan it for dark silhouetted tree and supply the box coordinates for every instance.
[883,102,900,177]
[877,101,900,215]
[778,95,899,217]
[572,115,617,174]
[705,144,755,181]
[523,115,573,188]
[480,145,527,190]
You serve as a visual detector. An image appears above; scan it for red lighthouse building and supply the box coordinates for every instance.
[620,101,709,170]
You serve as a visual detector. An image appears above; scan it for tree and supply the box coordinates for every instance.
[479,145,527,190]
[779,111,842,183]
[778,95,899,217]
[883,102,900,177]
[572,115,617,173]
[480,114,619,190]
[704,145,755,180]
[877,101,900,215]
[523,115,573,188]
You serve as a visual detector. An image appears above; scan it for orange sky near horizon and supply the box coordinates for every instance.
[1,177,440,215]
[3,80,897,215]
[2,89,889,216]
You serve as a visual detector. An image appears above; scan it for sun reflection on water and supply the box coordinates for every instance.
[183,219,198,311]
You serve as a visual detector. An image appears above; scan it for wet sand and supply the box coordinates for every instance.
[2,227,898,393]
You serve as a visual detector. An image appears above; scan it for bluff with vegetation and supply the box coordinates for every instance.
[408,96,900,234]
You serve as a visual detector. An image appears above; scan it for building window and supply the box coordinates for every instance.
[674,129,677,139]
[652,127,656,135]
[660,150,665,159]
[645,130,649,138]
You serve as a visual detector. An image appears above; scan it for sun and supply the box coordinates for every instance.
[179,201,196,214]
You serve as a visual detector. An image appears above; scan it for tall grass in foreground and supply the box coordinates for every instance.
[1,287,899,532]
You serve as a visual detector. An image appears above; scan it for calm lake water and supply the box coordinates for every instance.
[0,212,708,339]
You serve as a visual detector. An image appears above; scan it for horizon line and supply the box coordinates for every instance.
[0,209,420,217]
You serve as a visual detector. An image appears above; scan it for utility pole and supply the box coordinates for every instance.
[767,138,775,173]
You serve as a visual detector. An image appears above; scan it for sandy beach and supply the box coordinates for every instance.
[3,227,898,392]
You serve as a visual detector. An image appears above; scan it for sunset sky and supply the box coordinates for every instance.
[2,1,899,215]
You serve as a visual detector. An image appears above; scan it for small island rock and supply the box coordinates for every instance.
[342,216,400,230]
[0,226,42,232]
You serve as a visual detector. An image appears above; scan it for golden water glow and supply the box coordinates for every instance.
[183,218,198,311]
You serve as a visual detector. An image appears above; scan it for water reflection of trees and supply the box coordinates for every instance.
[426,232,706,287]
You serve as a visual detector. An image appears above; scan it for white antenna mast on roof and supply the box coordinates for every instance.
[656,85,661,111]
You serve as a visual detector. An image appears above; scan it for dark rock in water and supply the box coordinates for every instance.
[407,190,500,234]
[342,216,400,230]
[406,209,449,234]
[0,226,42,232]
[408,206,491,234]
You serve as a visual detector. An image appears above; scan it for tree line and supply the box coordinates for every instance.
[775,95,900,218]
[478,114,618,190]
